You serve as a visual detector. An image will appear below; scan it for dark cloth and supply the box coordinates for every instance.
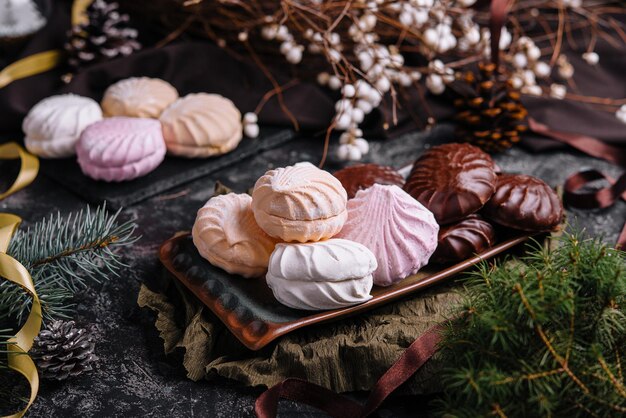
[1,0,625,153]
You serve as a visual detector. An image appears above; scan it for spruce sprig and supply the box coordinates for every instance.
[435,232,626,417]
[0,205,138,322]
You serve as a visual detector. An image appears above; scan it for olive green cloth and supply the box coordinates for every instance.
[138,274,459,394]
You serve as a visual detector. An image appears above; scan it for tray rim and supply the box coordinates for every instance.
[159,232,537,351]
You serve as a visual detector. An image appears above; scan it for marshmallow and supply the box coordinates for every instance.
[337,185,439,286]
[160,93,242,158]
[22,94,102,158]
[193,193,278,278]
[266,239,377,310]
[252,162,348,242]
[101,77,179,118]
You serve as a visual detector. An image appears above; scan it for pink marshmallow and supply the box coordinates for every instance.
[336,184,439,287]
[76,117,166,182]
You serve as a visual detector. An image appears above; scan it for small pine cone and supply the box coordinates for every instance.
[64,0,141,74]
[453,63,528,153]
[30,320,98,380]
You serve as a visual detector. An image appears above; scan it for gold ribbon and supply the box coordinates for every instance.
[0,142,40,200]
[0,0,93,89]
[0,51,64,90]
[0,144,41,418]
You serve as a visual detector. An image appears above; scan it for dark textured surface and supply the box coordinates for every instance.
[1,124,624,417]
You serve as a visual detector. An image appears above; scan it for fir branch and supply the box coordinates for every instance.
[0,205,138,323]
[435,232,626,417]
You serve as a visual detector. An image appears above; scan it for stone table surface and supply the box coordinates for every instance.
[1,126,624,417]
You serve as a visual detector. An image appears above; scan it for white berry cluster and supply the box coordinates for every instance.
[261,24,305,64]
[243,112,260,138]
[337,128,370,161]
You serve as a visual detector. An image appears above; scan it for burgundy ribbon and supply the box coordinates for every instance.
[255,323,444,418]
[529,118,626,249]
[490,0,510,70]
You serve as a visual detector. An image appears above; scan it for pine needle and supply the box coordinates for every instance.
[435,232,626,417]
[0,204,138,322]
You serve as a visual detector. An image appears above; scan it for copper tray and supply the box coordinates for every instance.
[159,231,534,350]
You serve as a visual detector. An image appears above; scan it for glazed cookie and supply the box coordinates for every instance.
[432,215,496,264]
[252,162,348,242]
[266,239,377,310]
[404,143,497,225]
[483,174,563,232]
[160,93,242,158]
[76,117,166,182]
[22,94,103,158]
[192,193,278,278]
[337,185,439,287]
[101,77,179,118]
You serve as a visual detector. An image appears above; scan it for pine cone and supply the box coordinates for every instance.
[30,320,98,380]
[64,0,141,75]
[453,63,528,153]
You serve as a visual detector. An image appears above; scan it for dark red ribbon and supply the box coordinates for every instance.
[255,323,444,418]
[490,0,510,70]
[529,118,626,249]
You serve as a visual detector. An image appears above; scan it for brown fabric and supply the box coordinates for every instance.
[137,274,458,393]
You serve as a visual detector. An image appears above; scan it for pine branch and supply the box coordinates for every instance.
[0,205,138,323]
[434,232,626,417]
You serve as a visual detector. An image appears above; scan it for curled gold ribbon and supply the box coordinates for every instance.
[0,142,40,200]
[0,51,64,90]
[0,144,41,418]
[0,0,93,89]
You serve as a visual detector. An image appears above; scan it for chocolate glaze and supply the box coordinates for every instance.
[483,173,563,231]
[333,163,405,199]
[403,143,497,225]
[432,215,496,264]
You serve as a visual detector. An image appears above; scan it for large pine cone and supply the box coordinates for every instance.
[30,320,98,380]
[453,63,528,153]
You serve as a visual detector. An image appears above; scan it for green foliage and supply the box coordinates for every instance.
[0,205,138,322]
[435,233,626,417]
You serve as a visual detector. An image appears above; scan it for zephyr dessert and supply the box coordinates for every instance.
[160,93,243,158]
[404,143,497,225]
[76,117,166,182]
[22,94,103,158]
[266,239,377,310]
[251,162,348,243]
[336,184,438,287]
[192,193,278,278]
[101,77,179,119]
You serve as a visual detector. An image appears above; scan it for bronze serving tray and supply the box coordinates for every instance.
[159,231,534,350]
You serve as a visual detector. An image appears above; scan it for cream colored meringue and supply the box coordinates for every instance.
[160,93,242,158]
[266,239,377,310]
[101,77,179,118]
[252,162,348,242]
[192,193,278,278]
[336,184,439,287]
[22,94,103,158]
